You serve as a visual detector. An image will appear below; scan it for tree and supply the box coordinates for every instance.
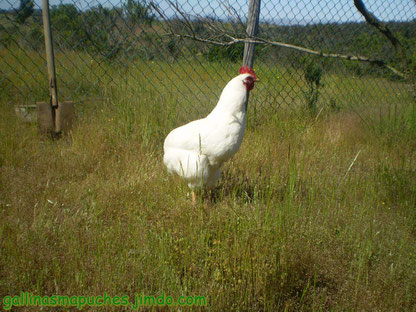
[15,0,34,24]
[124,0,154,26]
[50,4,85,49]
[82,5,123,59]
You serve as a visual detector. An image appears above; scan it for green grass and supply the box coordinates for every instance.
[1,48,416,311]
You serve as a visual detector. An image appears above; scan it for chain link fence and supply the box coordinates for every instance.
[1,0,415,119]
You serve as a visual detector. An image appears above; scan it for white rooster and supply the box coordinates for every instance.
[163,66,259,202]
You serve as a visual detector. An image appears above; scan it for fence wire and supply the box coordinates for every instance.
[0,0,415,119]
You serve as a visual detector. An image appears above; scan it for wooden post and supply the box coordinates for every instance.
[242,0,261,68]
[41,0,59,134]
[39,0,75,135]
[42,0,59,109]
[242,0,261,112]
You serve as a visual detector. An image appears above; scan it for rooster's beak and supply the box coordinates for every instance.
[254,78,260,82]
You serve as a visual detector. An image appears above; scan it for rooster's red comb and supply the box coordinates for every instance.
[239,65,257,80]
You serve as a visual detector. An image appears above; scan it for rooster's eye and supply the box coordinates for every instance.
[243,77,255,91]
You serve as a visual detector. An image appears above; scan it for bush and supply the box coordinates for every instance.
[15,0,34,24]
[204,42,244,63]
[124,0,155,26]
[50,4,86,50]
[26,23,43,49]
[303,59,323,113]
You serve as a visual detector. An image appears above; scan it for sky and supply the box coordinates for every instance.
[1,0,415,24]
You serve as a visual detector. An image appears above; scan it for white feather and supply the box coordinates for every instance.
[163,73,254,189]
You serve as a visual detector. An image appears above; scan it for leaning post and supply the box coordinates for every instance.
[242,0,261,68]
[39,0,75,136]
[242,0,261,110]
[42,0,59,111]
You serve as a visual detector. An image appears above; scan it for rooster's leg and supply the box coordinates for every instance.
[191,191,196,205]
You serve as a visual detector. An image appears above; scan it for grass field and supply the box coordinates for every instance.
[1,49,416,311]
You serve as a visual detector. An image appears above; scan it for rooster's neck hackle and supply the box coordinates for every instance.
[209,75,248,117]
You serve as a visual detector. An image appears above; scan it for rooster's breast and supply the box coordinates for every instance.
[203,113,246,164]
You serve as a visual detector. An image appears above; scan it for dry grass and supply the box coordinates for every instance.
[1,54,416,311]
